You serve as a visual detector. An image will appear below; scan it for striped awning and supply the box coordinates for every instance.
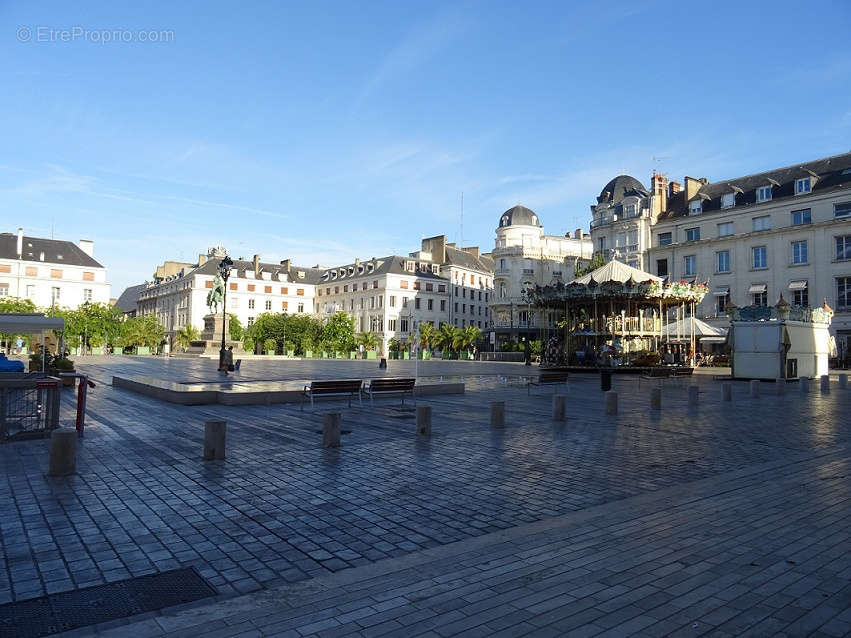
[748,284,767,294]
[788,280,808,291]
[712,286,730,297]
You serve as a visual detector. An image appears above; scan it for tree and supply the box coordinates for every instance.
[322,312,356,353]
[0,297,37,314]
[418,322,436,351]
[356,332,377,351]
[228,314,243,340]
[435,323,461,353]
[461,325,483,350]
[121,315,166,349]
[175,325,200,351]
[575,252,606,276]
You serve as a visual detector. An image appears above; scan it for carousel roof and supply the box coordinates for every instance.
[571,260,662,286]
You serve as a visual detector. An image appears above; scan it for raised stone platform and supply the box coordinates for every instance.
[112,374,464,405]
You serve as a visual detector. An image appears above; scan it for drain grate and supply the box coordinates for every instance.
[0,567,216,638]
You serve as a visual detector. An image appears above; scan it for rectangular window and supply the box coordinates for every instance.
[792,240,808,265]
[0,265,10,274]
[378,296,383,308]
[791,209,811,226]
[51,287,60,303]
[836,235,851,261]
[0,284,7,296]
[400,280,409,289]
[427,299,433,311]
[343,285,348,292]
[230,282,237,291]
[836,202,851,218]
[684,255,696,277]
[656,259,668,277]
[373,280,379,288]
[462,288,466,298]
[796,178,811,194]
[625,203,636,217]
[454,302,458,312]
[205,280,213,289]
[297,288,304,296]
[413,281,420,290]
[599,237,607,251]
[247,284,256,292]
[83,271,94,281]
[717,251,730,273]
[753,290,767,306]
[426,283,433,292]
[756,185,772,202]
[281,287,288,294]
[440,300,446,311]
[232,297,240,308]
[689,200,702,215]
[50,269,62,279]
[83,288,92,302]
[752,216,772,231]
[370,297,375,309]
[248,317,255,326]
[685,227,700,242]
[415,298,421,310]
[265,300,272,310]
[388,318,397,331]
[362,282,367,290]
[264,285,272,293]
[248,299,255,309]
[721,193,735,209]
[793,287,808,307]
[718,222,734,237]
[25,266,37,276]
[390,295,396,308]
[297,303,304,313]
[282,301,288,310]
[400,297,407,308]
[26,285,35,298]
[658,232,672,246]
[400,318,409,333]
[438,284,446,293]
[717,294,729,315]
[752,246,767,269]
[834,277,849,308]
[462,304,466,313]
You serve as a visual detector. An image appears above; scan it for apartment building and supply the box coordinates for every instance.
[0,228,110,308]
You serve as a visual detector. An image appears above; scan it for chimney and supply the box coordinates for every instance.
[17,228,23,256]
[575,228,583,239]
[354,258,360,267]
[253,254,260,276]
[39,251,45,261]
[684,176,703,202]
[463,246,480,258]
[79,239,94,257]
[198,253,207,266]
[651,171,668,216]
[279,258,290,271]
[669,181,682,196]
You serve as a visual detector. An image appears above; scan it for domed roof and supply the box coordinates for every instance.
[597,175,648,204]
[498,205,541,228]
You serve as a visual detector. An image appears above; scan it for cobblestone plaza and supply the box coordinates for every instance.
[2,357,850,636]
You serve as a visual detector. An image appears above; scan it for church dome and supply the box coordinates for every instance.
[597,175,648,204]
[498,205,541,229]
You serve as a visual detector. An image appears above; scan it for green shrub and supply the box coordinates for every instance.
[263,338,277,354]
[243,337,255,353]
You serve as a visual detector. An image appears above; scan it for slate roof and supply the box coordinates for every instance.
[114,284,145,314]
[597,175,649,205]
[444,245,494,274]
[318,256,447,284]
[499,205,541,228]
[192,258,325,285]
[660,152,851,220]
[0,233,103,268]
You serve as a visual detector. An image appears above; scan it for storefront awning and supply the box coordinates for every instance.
[712,286,729,297]
[788,280,808,291]
[748,284,767,294]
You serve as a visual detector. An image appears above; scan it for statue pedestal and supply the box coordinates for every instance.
[186,314,241,355]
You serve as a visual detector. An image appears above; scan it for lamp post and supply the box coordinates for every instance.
[218,255,233,370]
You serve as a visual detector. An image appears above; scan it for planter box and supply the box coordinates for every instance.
[304,350,313,358]
[136,346,150,356]
[287,350,295,357]
[459,350,470,360]
[349,352,357,359]
[402,351,410,360]
[90,347,104,355]
[363,351,377,360]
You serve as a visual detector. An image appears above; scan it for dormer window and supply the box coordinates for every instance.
[796,178,811,194]
[406,260,415,272]
[721,193,736,209]
[756,185,772,202]
[625,204,636,217]
[688,200,702,215]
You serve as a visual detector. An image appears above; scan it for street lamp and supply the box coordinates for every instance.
[218,255,234,370]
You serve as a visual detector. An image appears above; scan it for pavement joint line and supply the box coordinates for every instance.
[81,443,851,637]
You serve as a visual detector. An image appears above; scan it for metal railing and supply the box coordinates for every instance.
[0,375,61,441]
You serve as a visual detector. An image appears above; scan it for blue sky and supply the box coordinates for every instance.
[2,0,850,295]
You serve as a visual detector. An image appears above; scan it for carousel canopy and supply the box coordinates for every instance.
[571,260,662,286]
[662,317,727,338]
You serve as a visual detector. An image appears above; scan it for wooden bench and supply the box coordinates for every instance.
[528,369,569,395]
[301,379,363,410]
[364,378,416,405]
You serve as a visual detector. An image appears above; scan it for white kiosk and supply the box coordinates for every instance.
[728,298,832,380]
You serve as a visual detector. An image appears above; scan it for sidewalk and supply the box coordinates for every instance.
[92,446,851,637]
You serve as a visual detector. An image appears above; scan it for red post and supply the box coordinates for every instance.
[75,376,96,437]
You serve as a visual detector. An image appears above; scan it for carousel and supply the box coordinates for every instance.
[523,260,709,368]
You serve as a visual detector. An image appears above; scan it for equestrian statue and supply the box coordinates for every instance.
[206,274,225,315]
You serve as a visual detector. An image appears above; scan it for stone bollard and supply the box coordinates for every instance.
[800,377,810,393]
[650,387,662,409]
[322,413,342,448]
[490,402,505,427]
[688,385,699,405]
[776,378,786,395]
[203,420,226,460]
[605,391,618,415]
[48,428,77,476]
[416,406,432,436]
[721,382,732,401]
[840,374,848,390]
[749,380,760,398]
[821,375,831,394]
[552,395,566,421]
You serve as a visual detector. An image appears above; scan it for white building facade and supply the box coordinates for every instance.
[490,206,594,345]
[0,228,110,308]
